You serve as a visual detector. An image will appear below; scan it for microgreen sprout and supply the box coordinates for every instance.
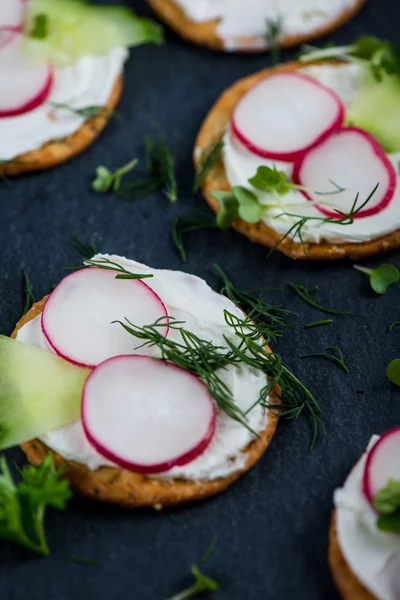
[92,159,138,193]
[386,359,400,387]
[353,263,400,294]
[373,479,400,532]
[168,565,219,600]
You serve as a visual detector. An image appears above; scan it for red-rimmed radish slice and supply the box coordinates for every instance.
[0,33,53,117]
[42,267,168,369]
[231,71,344,162]
[292,127,397,219]
[0,0,24,29]
[82,355,216,474]
[0,27,17,50]
[363,427,400,506]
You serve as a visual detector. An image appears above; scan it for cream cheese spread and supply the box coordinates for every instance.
[173,0,357,50]
[16,255,271,481]
[223,63,400,244]
[0,48,127,160]
[335,435,400,600]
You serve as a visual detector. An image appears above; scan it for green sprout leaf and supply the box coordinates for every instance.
[386,358,400,387]
[249,165,292,195]
[168,565,219,600]
[92,159,138,193]
[353,264,400,294]
[30,14,48,39]
[233,186,263,223]
[211,191,239,229]
[373,479,400,532]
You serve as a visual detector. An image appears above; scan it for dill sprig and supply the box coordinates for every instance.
[215,264,295,342]
[70,556,101,566]
[301,346,349,374]
[172,214,218,263]
[50,103,119,121]
[73,236,98,260]
[289,283,352,316]
[266,17,282,66]
[116,310,323,447]
[389,322,400,332]
[21,269,36,317]
[201,535,218,563]
[193,136,224,193]
[305,319,333,328]
[144,134,177,202]
[269,184,379,254]
[82,257,153,280]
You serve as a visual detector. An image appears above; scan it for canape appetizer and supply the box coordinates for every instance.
[146,0,365,53]
[195,38,400,260]
[0,0,162,176]
[330,428,400,600]
[3,255,280,508]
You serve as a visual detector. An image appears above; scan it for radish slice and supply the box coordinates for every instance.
[0,0,24,28]
[231,71,344,162]
[42,268,168,369]
[292,127,397,219]
[0,33,53,118]
[82,355,216,474]
[363,428,400,505]
[0,28,17,50]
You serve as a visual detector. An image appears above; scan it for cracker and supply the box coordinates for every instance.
[146,0,365,52]
[329,511,376,600]
[194,60,400,261]
[13,297,279,509]
[0,75,123,177]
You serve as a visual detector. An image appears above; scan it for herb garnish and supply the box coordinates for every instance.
[373,479,400,532]
[116,310,323,447]
[301,346,349,374]
[92,159,138,193]
[172,214,218,263]
[82,257,153,280]
[249,165,345,197]
[289,282,352,316]
[266,17,282,66]
[386,359,400,387]
[215,264,294,342]
[299,36,400,80]
[30,14,48,39]
[0,454,72,555]
[144,134,177,202]
[353,263,400,294]
[201,535,218,563]
[70,556,102,566]
[50,103,118,121]
[73,236,98,260]
[168,565,219,600]
[21,269,36,317]
[194,136,224,193]
[305,319,333,328]
[389,322,400,333]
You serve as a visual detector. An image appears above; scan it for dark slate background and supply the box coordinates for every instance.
[1,0,399,598]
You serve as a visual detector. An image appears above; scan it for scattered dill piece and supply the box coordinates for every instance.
[50,103,119,121]
[289,282,352,316]
[389,322,400,333]
[30,13,48,39]
[70,556,101,566]
[144,133,177,202]
[168,565,219,600]
[0,454,72,555]
[301,346,349,374]
[305,319,333,328]
[193,135,224,193]
[201,535,218,563]
[266,17,282,66]
[386,359,400,387]
[117,179,160,201]
[73,236,98,260]
[82,257,153,280]
[215,264,295,342]
[172,214,218,263]
[92,159,138,193]
[353,263,400,294]
[21,269,36,317]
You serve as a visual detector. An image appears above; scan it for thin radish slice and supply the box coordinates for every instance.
[0,28,17,50]
[0,33,53,117]
[42,267,168,369]
[363,428,400,505]
[292,127,397,219]
[82,355,216,474]
[0,0,24,28]
[231,71,344,162]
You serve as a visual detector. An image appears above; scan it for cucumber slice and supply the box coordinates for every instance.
[25,0,163,66]
[0,335,90,450]
[347,72,400,153]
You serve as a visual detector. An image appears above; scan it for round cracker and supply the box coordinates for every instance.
[329,511,376,600]
[194,60,400,261]
[13,296,279,509]
[0,75,123,177]
[146,0,365,52]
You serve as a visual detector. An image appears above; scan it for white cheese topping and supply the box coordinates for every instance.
[335,435,400,600]
[173,0,357,50]
[16,255,271,481]
[223,63,400,244]
[0,48,127,160]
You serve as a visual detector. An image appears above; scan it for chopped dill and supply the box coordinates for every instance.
[21,269,36,317]
[193,136,224,193]
[301,346,350,374]
[289,282,352,316]
[172,214,218,263]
